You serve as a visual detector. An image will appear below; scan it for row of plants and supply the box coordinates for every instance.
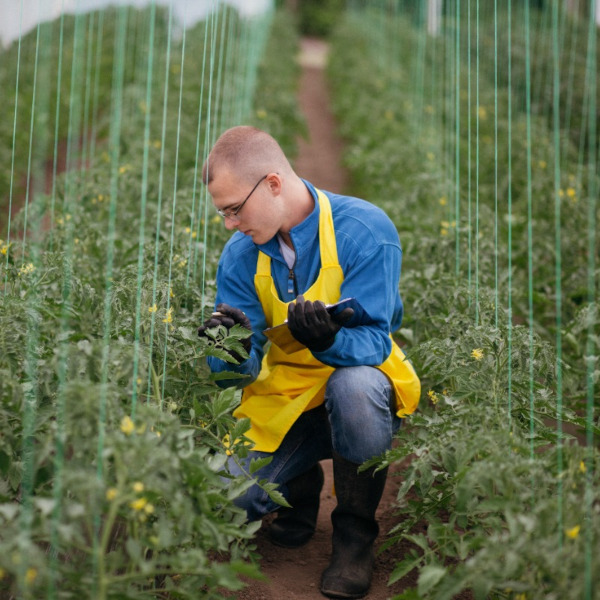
[328,6,598,600]
[0,7,303,599]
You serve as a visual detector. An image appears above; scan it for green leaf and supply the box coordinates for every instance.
[206,453,228,472]
[34,497,55,516]
[229,418,251,446]
[404,533,430,552]
[392,588,422,600]
[226,478,255,501]
[389,553,423,584]
[248,455,272,475]
[126,538,142,561]
[261,482,290,508]
[417,565,446,596]
[0,503,19,520]
[472,575,493,600]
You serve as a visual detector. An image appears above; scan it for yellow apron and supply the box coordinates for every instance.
[233,189,421,452]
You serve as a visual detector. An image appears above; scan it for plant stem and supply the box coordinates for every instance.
[150,360,162,406]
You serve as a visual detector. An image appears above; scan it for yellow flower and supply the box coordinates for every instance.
[120,415,135,435]
[19,263,35,276]
[0,567,5,579]
[566,187,576,198]
[471,348,484,361]
[25,568,37,584]
[185,226,191,234]
[579,460,587,473]
[144,503,155,514]
[130,497,147,511]
[439,196,447,206]
[211,214,222,224]
[427,389,439,404]
[169,287,174,298]
[136,377,142,385]
[256,108,267,119]
[133,482,144,493]
[152,140,161,149]
[515,594,527,600]
[559,188,565,198]
[118,165,131,174]
[538,160,547,169]
[98,194,105,202]
[440,228,448,236]
[1,245,8,255]
[426,152,435,161]
[478,106,487,120]
[162,307,173,324]
[148,304,158,313]
[106,488,118,501]
[565,525,580,539]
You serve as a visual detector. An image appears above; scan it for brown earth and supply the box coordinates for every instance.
[231,38,421,600]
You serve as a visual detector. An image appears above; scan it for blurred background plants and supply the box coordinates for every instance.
[328,4,598,599]
[0,5,302,598]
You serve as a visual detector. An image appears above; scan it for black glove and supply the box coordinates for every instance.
[198,303,252,360]
[287,295,354,353]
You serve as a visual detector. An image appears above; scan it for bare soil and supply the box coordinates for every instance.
[232,38,420,600]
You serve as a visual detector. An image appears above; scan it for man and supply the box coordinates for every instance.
[197,126,420,599]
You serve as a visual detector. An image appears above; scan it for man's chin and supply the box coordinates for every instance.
[245,231,269,245]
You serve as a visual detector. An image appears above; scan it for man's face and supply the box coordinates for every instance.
[209,169,282,245]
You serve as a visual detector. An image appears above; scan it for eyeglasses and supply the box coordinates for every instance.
[215,174,268,219]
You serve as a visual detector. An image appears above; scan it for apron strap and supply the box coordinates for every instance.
[315,189,339,268]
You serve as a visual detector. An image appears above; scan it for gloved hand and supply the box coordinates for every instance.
[198,303,252,361]
[287,295,354,353]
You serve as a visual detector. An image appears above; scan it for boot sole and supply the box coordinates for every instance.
[319,584,368,599]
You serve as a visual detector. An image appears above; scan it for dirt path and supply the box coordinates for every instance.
[233,38,417,600]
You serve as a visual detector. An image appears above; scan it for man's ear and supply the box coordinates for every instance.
[266,172,282,195]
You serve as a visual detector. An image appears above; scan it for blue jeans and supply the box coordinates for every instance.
[226,366,400,521]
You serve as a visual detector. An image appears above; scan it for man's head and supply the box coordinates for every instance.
[203,126,312,245]
[202,125,292,186]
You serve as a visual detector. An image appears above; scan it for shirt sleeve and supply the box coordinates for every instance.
[312,215,403,368]
[206,247,267,386]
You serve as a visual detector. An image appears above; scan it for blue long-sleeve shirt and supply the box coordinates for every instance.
[206,180,403,384]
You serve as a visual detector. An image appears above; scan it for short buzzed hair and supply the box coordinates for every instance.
[203,126,293,185]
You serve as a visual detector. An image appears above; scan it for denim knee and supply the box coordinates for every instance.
[324,366,397,464]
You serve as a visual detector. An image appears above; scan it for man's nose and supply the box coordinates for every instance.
[223,216,238,231]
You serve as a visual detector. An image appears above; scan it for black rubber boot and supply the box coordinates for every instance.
[320,452,388,599]
[269,463,324,548]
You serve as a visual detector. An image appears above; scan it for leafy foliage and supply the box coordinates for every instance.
[0,6,302,599]
[329,6,599,600]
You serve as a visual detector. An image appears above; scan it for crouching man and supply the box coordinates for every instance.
[197,126,420,599]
